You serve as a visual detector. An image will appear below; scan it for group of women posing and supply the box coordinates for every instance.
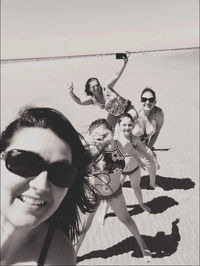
[1,54,164,265]
[68,54,164,261]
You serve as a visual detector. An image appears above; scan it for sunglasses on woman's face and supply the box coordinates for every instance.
[141,97,155,103]
[1,149,77,188]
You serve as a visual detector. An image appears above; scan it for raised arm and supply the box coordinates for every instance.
[106,57,129,89]
[67,82,93,105]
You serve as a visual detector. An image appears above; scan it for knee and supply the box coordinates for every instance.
[132,185,141,192]
[118,215,132,225]
[131,182,140,190]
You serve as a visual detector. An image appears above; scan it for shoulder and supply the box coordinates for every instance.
[47,228,76,265]
[153,106,164,120]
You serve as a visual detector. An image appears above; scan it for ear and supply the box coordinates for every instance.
[154,100,157,105]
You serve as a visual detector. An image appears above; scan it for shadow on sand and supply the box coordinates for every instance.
[105,196,179,218]
[123,175,195,191]
[77,219,180,263]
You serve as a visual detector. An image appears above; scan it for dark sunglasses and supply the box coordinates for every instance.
[1,149,77,188]
[141,97,155,103]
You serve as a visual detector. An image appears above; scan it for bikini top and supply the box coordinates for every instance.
[92,87,129,116]
[132,108,159,142]
[133,119,156,141]
[37,225,54,266]
[103,140,125,174]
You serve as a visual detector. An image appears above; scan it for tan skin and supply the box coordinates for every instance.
[117,116,157,213]
[134,90,164,149]
[67,58,128,106]
[75,123,152,262]
[1,128,76,265]
[67,58,138,128]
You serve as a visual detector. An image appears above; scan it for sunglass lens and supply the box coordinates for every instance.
[141,97,155,103]
[48,162,77,187]
[149,98,155,103]
[6,150,44,177]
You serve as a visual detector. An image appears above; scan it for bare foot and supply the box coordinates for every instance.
[154,186,164,193]
[149,184,164,193]
[149,183,156,189]
[143,249,152,263]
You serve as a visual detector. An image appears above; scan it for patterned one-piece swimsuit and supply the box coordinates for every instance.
[92,141,125,195]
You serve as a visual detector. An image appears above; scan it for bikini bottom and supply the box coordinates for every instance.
[98,185,122,202]
[122,165,139,175]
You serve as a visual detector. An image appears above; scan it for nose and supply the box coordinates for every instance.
[29,171,50,191]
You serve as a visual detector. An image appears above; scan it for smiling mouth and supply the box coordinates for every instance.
[18,195,46,206]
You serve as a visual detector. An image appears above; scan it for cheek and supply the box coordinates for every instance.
[51,187,68,207]
[1,163,28,194]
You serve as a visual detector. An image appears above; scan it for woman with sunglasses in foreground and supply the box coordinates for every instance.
[75,119,151,262]
[0,107,97,265]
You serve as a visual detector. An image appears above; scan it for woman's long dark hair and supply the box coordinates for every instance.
[0,106,98,243]
[85,77,100,96]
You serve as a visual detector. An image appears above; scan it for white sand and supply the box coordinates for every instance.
[1,50,199,265]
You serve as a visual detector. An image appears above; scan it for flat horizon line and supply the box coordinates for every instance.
[1,46,199,64]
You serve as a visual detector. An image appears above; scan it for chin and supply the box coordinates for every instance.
[144,106,151,111]
[6,213,42,228]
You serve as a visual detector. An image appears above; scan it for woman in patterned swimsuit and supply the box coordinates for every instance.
[67,55,138,128]
[75,119,151,262]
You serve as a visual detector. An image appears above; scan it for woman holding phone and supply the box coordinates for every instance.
[0,107,97,265]
[67,53,138,128]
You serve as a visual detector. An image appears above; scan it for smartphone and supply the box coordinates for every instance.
[116,53,127,59]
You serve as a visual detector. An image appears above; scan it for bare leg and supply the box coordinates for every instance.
[109,193,151,260]
[129,168,151,213]
[97,200,109,225]
[98,174,127,225]
[75,209,97,255]
[145,159,156,188]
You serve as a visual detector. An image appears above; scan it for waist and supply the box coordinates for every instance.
[98,185,122,201]
[122,165,140,175]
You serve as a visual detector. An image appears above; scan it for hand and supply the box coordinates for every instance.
[139,158,151,170]
[123,57,128,64]
[138,159,148,170]
[67,82,74,93]
[124,51,130,64]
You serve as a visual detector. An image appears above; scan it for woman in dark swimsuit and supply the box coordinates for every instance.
[75,119,151,262]
[0,107,97,265]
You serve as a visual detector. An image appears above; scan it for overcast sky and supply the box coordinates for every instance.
[1,0,199,59]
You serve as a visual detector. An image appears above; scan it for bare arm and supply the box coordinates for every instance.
[129,148,147,170]
[148,110,164,149]
[134,138,157,167]
[106,57,128,89]
[67,82,93,105]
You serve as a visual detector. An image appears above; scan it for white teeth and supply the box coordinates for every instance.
[20,196,46,206]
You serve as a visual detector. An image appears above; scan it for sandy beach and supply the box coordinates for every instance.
[1,49,199,265]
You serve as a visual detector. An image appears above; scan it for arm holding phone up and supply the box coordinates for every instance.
[106,53,129,89]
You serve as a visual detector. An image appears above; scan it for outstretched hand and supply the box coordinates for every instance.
[67,82,74,92]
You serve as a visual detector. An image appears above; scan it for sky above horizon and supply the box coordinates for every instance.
[1,0,199,59]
